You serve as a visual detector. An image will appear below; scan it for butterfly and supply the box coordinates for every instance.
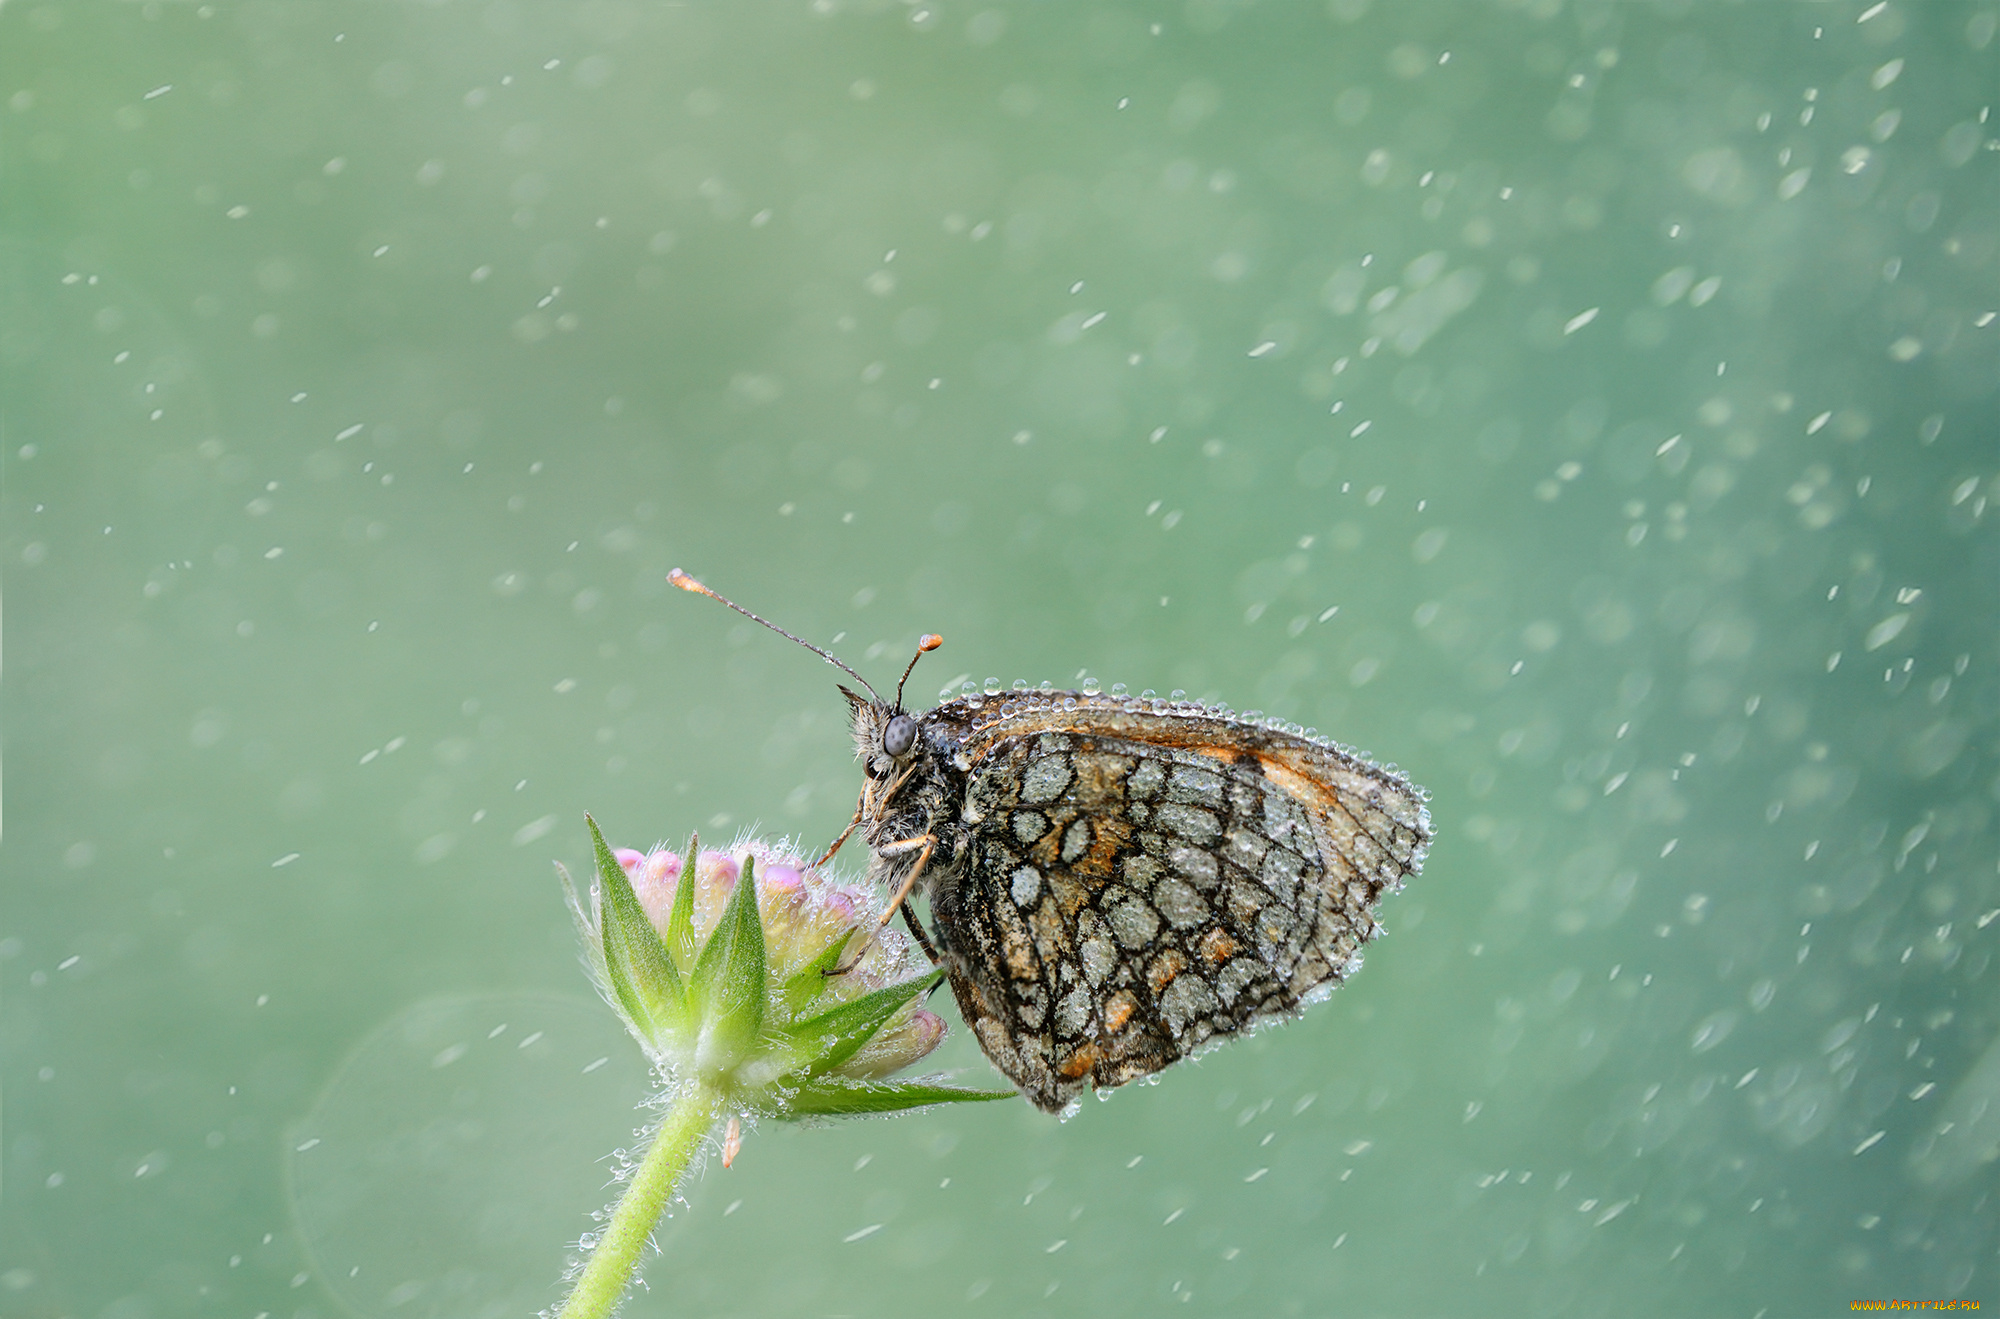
[671,571,1431,1114]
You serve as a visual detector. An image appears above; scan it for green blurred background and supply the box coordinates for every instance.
[4,1,1997,1315]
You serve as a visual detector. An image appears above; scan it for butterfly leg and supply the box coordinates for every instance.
[875,760,921,809]
[815,798,865,867]
[816,775,876,867]
[818,761,921,867]
[897,899,942,964]
[830,832,937,975]
[872,833,936,928]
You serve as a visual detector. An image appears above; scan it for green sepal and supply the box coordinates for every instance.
[586,814,685,1035]
[784,967,945,1078]
[773,1076,1018,1118]
[688,852,765,1055]
[777,925,858,1019]
[665,831,699,973]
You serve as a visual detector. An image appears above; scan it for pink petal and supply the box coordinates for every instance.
[699,850,741,887]
[760,864,805,896]
[908,1009,947,1056]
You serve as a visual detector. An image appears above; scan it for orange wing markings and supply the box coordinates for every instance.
[963,698,1422,829]
[1057,1041,1103,1080]
[1026,821,1065,870]
[993,899,1039,982]
[1251,752,1347,817]
[1065,750,1138,885]
[951,692,1427,1108]
[1073,816,1131,887]
[1252,752,1366,886]
[1025,893,1070,964]
[1146,946,1187,995]
[1068,748,1132,797]
[965,700,1251,755]
[1252,743,1426,882]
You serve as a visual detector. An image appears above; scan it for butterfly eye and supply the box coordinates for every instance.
[883,713,917,758]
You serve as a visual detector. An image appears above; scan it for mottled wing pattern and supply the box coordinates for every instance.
[926,692,1428,1114]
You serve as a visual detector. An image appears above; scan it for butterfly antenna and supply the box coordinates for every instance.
[669,569,880,701]
[893,634,943,710]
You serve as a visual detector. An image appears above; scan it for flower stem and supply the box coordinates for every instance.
[556,1084,726,1319]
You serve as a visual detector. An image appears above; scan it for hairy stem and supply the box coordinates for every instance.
[556,1084,725,1319]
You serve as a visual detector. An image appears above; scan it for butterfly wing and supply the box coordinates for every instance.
[927,694,1428,1114]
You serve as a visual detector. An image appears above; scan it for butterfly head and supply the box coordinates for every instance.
[840,632,941,777]
[841,686,922,778]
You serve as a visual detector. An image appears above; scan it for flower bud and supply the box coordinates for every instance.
[565,817,1009,1119]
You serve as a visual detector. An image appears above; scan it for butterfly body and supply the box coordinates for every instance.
[846,687,1430,1114]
